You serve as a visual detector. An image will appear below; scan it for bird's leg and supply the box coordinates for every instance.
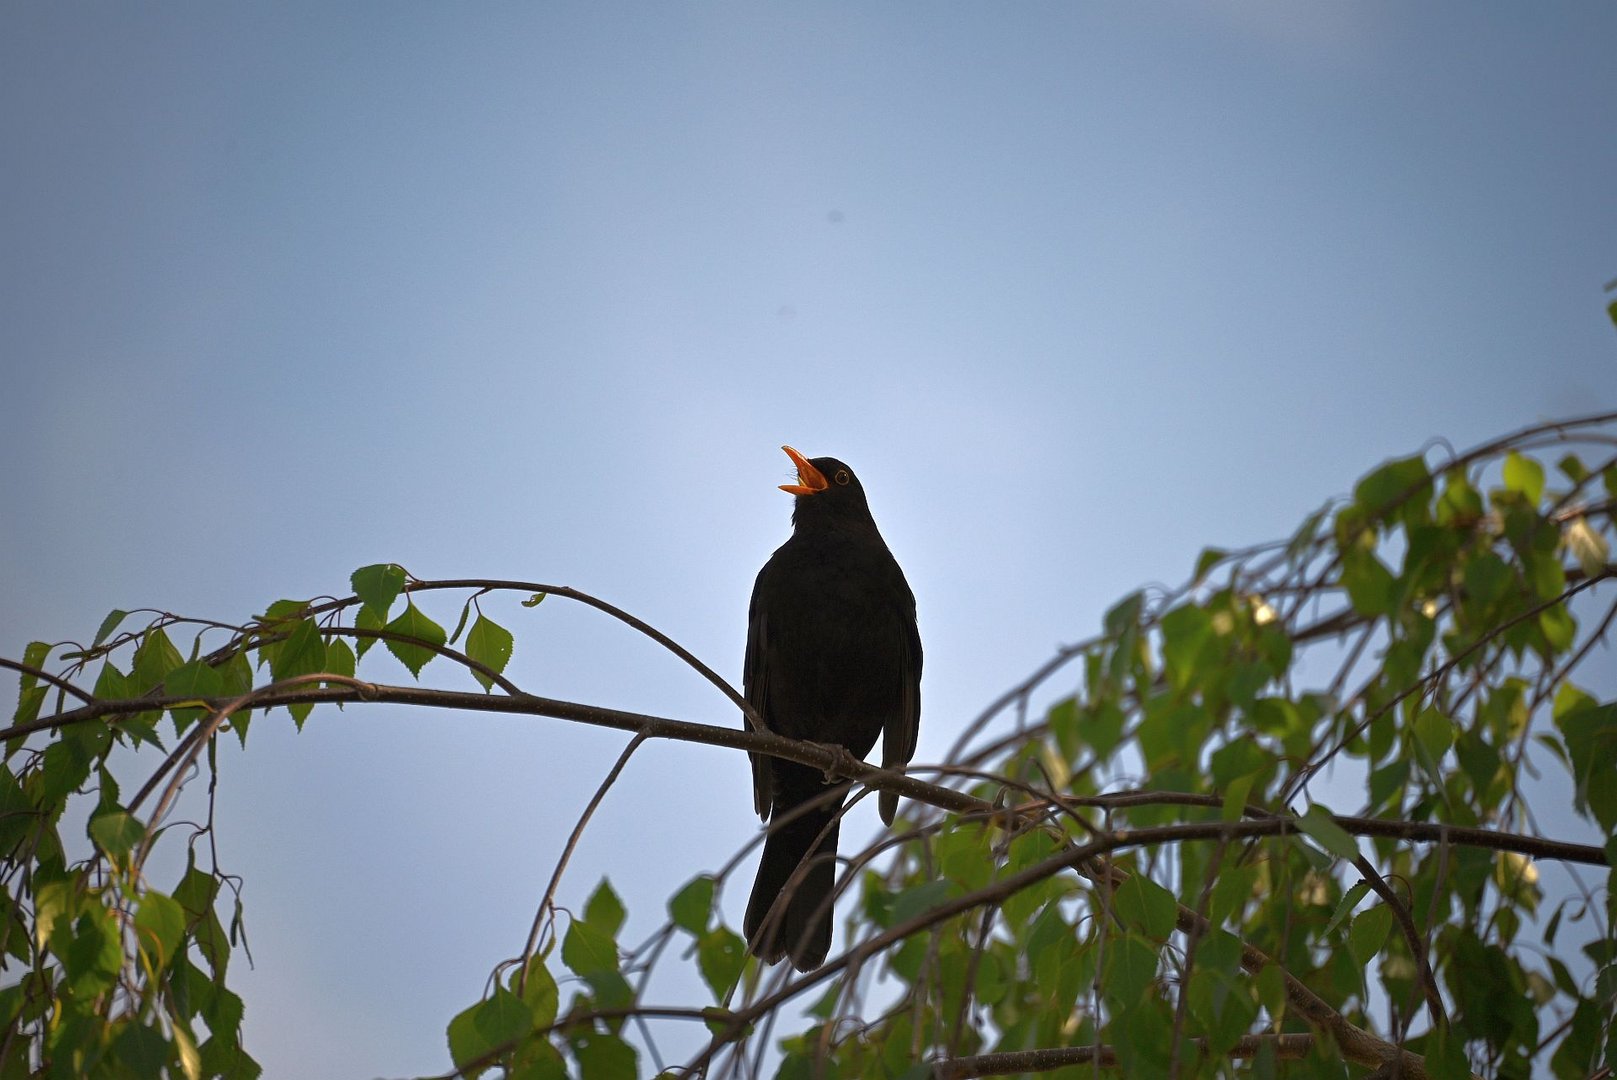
[814,743,866,784]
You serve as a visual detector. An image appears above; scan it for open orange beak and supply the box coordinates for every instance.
[779,445,829,496]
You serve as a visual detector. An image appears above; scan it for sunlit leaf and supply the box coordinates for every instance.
[1502,451,1545,505]
[135,892,186,970]
[1563,516,1610,578]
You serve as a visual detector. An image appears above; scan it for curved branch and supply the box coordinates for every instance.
[0,656,96,706]
[22,685,1611,867]
[518,731,649,984]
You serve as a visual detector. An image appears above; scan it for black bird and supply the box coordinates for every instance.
[743,446,921,971]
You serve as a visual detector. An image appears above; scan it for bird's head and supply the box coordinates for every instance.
[779,446,876,530]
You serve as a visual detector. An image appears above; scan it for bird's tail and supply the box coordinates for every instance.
[744,794,843,972]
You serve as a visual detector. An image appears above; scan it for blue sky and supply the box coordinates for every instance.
[3,5,1615,1076]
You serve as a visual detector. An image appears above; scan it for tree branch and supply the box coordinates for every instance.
[932,1031,1317,1078]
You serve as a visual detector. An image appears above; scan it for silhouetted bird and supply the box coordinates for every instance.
[743,446,921,971]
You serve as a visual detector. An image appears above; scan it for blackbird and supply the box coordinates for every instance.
[743,446,921,971]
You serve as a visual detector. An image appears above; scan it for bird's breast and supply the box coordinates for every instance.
[755,536,912,749]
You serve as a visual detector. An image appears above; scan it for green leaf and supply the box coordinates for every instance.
[580,967,635,1015]
[89,811,145,859]
[466,615,515,692]
[1194,547,1227,584]
[1087,699,1126,758]
[164,659,223,702]
[131,626,184,694]
[1046,695,1080,760]
[561,918,618,977]
[447,988,533,1078]
[1220,772,1255,822]
[668,875,715,935]
[1502,451,1545,505]
[1354,454,1430,522]
[12,642,48,726]
[269,618,327,682]
[696,926,745,999]
[38,737,94,807]
[1326,880,1373,935]
[18,640,50,688]
[1103,591,1144,637]
[93,609,131,647]
[1540,604,1576,652]
[522,592,547,608]
[93,660,130,703]
[135,892,186,970]
[572,1030,637,1080]
[1415,708,1455,777]
[174,864,219,920]
[1102,934,1159,1006]
[584,879,626,938]
[1463,552,1511,611]
[351,563,407,620]
[889,879,952,926]
[218,649,254,748]
[1555,702,1617,831]
[164,659,224,736]
[354,605,384,659]
[384,602,447,678]
[515,957,558,1028]
[202,982,245,1041]
[935,822,995,892]
[1297,804,1358,862]
[1349,904,1394,965]
[1117,873,1177,940]
[1341,548,1397,617]
[1437,470,1484,526]
[58,903,122,996]
[1160,604,1212,691]
[110,1023,170,1076]
[325,637,356,681]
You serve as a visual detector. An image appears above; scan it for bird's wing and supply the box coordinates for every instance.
[744,573,774,820]
[879,591,922,826]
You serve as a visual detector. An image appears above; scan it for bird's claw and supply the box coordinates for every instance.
[815,743,865,784]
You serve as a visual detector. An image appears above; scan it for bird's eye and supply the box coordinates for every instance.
[834,470,851,486]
